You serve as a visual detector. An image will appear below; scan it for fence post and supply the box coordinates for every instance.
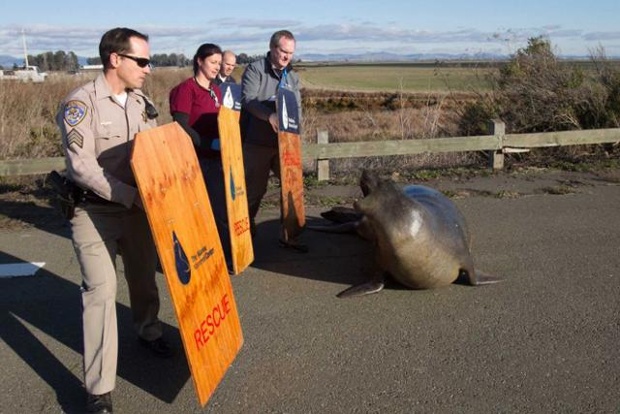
[317,129,330,181]
[488,119,505,170]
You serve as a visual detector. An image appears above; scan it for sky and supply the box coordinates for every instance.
[1,0,619,60]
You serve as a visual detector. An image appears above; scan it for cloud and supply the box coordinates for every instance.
[583,31,620,41]
[1,21,619,59]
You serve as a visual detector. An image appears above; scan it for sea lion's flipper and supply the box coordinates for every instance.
[307,221,358,233]
[337,271,386,298]
[337,280,385,298]
[468,269,502,286]
[321,207,362,224]
[306,207,365,234]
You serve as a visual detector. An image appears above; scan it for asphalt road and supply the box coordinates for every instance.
[1,169,619,413]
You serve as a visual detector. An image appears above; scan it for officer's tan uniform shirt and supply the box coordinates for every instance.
[56,73,157,208]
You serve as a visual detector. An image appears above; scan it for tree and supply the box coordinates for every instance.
[19,50,250,70]
[52,51,66,71]
[236,53,249,64]
[65,52,79,71]
[236,53,264,65]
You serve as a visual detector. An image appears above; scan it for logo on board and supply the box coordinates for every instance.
[173,231,191,284]
[229,168,236,201]
[277,88,299,134]
[222,83,241,111]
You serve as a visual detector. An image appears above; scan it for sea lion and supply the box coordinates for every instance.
[312,170,501,298]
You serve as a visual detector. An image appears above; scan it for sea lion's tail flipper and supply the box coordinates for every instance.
[470,270,502,286]
[337,280,385,298]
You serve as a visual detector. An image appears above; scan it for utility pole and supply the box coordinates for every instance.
[22,29,29,67]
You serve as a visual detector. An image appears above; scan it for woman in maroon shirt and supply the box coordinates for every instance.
[169,43,233,272]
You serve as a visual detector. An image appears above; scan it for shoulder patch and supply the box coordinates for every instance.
[64,100,88,127]
[66,129,84,149]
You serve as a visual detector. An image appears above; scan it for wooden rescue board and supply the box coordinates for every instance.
[217,82,254,274]
[277,87,306,240]
[131,122,243,406]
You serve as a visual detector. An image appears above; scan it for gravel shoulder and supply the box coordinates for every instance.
[2,165,620,232]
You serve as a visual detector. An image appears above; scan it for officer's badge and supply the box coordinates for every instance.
[66,129,84,149]
[64,100,87,127]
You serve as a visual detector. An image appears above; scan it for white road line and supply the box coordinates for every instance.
[0,262,45,278]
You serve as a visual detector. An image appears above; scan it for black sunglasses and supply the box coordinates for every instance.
[118,53,151,68]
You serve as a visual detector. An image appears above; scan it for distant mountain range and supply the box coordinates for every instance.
[298,51,601,62]
[298,51,508,62]
[1,54,26,67]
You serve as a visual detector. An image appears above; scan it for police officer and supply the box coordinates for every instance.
[56,27,173,414]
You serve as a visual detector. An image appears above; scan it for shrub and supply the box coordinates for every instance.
[458,100,495,136]
[458,36,620,135]
[576,46,620,129]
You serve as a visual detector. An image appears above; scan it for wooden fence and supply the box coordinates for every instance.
[305,121,620,180]
[1,121,619,180]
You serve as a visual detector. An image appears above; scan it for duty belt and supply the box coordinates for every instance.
[48,171,119,221]
[75,187,117,205]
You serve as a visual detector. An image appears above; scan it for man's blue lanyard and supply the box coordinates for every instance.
[278,68,288,89]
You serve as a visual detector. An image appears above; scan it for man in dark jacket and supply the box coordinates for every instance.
[240,29,306,251]
[214,50,237,85]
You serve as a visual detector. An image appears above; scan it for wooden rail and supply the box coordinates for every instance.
[0,157,65,177]
[303,121,620,180]
[1,121,619,180]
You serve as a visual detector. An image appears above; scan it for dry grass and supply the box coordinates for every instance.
[0,66,482,178]
[0,68,188,160]
[300,89,481,177]
[0,78,73,159]
[305,98,459,142]
[142,67,190,124]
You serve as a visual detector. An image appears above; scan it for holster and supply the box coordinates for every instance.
[46,170,78,220]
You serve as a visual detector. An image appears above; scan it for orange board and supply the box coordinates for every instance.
[277,87,306,240]
[218,83,254,274]
[131,122,243,407]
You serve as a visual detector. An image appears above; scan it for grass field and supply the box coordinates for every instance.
[173,62,495,93]
[296,63,496,93]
